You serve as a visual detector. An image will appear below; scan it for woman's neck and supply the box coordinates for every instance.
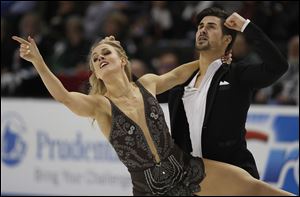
[104,72,134,99]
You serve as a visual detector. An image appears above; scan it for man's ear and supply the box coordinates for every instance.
[224,35,232,45]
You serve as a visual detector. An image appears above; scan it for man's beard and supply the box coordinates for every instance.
[195,41,210,51]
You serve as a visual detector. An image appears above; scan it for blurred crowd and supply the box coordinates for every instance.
[1,1,299,105]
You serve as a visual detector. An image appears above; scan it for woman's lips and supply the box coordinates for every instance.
[100,61,109,69]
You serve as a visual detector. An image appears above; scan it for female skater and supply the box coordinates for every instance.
[12,35,294,196]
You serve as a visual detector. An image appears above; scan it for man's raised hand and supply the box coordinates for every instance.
[224,12,246,32]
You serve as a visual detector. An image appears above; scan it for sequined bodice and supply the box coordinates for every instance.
[108,81,175,171]
[107,81,205,196]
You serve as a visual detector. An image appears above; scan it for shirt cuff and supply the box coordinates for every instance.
[241,19,251,32]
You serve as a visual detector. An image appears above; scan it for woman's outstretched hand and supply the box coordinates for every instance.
[12,35,43,65]
[221,50,233,64]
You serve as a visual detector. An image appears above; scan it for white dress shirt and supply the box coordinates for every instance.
[182,59,222,157]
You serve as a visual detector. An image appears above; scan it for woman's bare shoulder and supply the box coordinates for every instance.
[88,94,111,114]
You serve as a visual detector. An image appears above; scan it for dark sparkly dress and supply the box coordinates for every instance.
[106,81,205,196]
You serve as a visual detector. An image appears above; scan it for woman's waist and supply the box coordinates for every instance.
[129,149,205,196]
[129,153,187,195]
[130,145,188,171]
[129,147,190,180]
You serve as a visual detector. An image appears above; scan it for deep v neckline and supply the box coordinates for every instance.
[107,82,161,164]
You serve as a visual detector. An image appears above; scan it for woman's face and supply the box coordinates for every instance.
[91,43,125,80]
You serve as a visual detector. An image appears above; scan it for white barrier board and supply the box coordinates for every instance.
[1,99,298,195]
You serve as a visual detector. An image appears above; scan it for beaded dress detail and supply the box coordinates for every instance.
[107,81,205,196]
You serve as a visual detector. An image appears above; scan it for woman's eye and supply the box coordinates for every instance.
[103,50,111,55]
[93,57,98,62]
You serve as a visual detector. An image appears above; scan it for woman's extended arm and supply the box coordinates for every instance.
[139,52,232,95]
[139,60,199,95]
[12,36,101,117]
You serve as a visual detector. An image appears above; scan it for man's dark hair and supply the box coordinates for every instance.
[196,7,237,53]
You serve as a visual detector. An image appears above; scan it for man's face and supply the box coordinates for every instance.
[195,16,224,51]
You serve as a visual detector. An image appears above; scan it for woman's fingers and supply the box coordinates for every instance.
[221,51,233,64]
[21,44,30,49]
[19,48,28,52]
[19,48,30,53]
[13,36,36,56]
[12,36,30,45]
[13,36,32,55]
[28,36,37,48]
[13,35,40,62]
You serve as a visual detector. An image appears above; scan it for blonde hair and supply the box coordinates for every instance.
[88,36,132,96]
